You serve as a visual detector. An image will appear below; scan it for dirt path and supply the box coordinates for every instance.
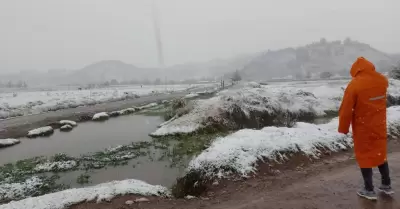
[72,150,400,209]
[0,92,186,139]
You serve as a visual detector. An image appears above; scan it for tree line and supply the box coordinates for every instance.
[0,81,28,88]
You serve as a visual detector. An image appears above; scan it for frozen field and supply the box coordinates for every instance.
[0,83,218,119]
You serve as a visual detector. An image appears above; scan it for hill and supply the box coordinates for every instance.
[241,38,397,80]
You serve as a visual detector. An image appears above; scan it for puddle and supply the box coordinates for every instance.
[0,115,162,163]
[0,115,186,188]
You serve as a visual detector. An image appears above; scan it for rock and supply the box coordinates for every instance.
[119,108,136,115]
[125,200,134,205]
[185,195,196,200]
[134,197,150,203]
[78,114,92,122]
[0,138,20,148]
[60,125,73,132]
[27,126,54,138]
[108,111,121,117]
[59,120,77,126]
[92,112,109,121]
[212,181,219,186]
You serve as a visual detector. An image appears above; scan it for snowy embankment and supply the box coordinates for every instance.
[187,106,400,178]
[0,83,218,120]
[151,80,400,137]
[0,179,169,209]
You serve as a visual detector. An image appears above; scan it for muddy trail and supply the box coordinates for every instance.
[72,144,400,209]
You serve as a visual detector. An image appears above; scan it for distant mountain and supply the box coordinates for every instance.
[242,38,397,80]
[65,60,161,84]
[1,38,398,86]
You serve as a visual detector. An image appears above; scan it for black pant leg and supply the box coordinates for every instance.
[378,161,391,186]
[361,168,374,191]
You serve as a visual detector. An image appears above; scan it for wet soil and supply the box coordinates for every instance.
[71,142,400,209]
[0,92,186,139]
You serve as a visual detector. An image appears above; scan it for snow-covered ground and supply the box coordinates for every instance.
[0,178,169,209]
[0,83,219,119]
[188,106,400,177]
[152,79,400,136]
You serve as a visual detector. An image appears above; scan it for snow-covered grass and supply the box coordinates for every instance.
[27,126,54,138]
[34,161,78,172]
[92,112,109,121]
[0,83,219,120]
[187,106,400,178]
[0,139,20,148]
[0,179,169,209]
[152,79,400,136]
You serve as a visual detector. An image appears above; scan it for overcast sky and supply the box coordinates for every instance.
[0,0,398,72]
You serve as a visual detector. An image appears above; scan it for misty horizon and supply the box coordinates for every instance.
[1,0,398,73]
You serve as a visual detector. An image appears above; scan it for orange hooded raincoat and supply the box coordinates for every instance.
[338,57,388,168]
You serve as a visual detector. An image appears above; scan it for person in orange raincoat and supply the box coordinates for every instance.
[339,57,394,200]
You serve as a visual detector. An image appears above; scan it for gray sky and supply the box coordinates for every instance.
[0,0,398,72]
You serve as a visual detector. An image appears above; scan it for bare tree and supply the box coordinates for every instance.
[320,72,333,79]
[231,70,242,83]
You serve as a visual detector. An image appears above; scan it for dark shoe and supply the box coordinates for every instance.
[377,185,394,195]
[357,188,377,200]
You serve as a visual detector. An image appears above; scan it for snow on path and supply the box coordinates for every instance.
[0,83,218,119]
[0,179,169,209]
[188,106,400,177]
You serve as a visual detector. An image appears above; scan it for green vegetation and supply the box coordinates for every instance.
[77,173,91,185]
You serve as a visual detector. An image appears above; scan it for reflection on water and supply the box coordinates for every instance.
[0,115,185,187]
[0,115,162,164]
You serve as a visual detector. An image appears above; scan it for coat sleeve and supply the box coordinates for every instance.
[338,81,357,134]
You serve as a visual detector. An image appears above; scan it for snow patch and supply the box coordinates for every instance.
[246,81,261,88]
[92,112,109,121]
[59,120,77,126]
[119,108,137,115]
[0,179,169,209]
[0,177,44,204]
[137,102,158,110]
[60,125,73,131]
[0,139,20,148]
[27,126,54,138]
[34,161,78,172]
[184,93,199,99]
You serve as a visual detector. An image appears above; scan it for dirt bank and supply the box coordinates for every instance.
[71,142,400,209]
[0,92,186,139]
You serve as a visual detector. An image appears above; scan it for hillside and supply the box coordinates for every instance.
[242,39,397,80]
[165,53,256,80]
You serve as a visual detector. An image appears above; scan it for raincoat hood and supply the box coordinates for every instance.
[350,57,376,77]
